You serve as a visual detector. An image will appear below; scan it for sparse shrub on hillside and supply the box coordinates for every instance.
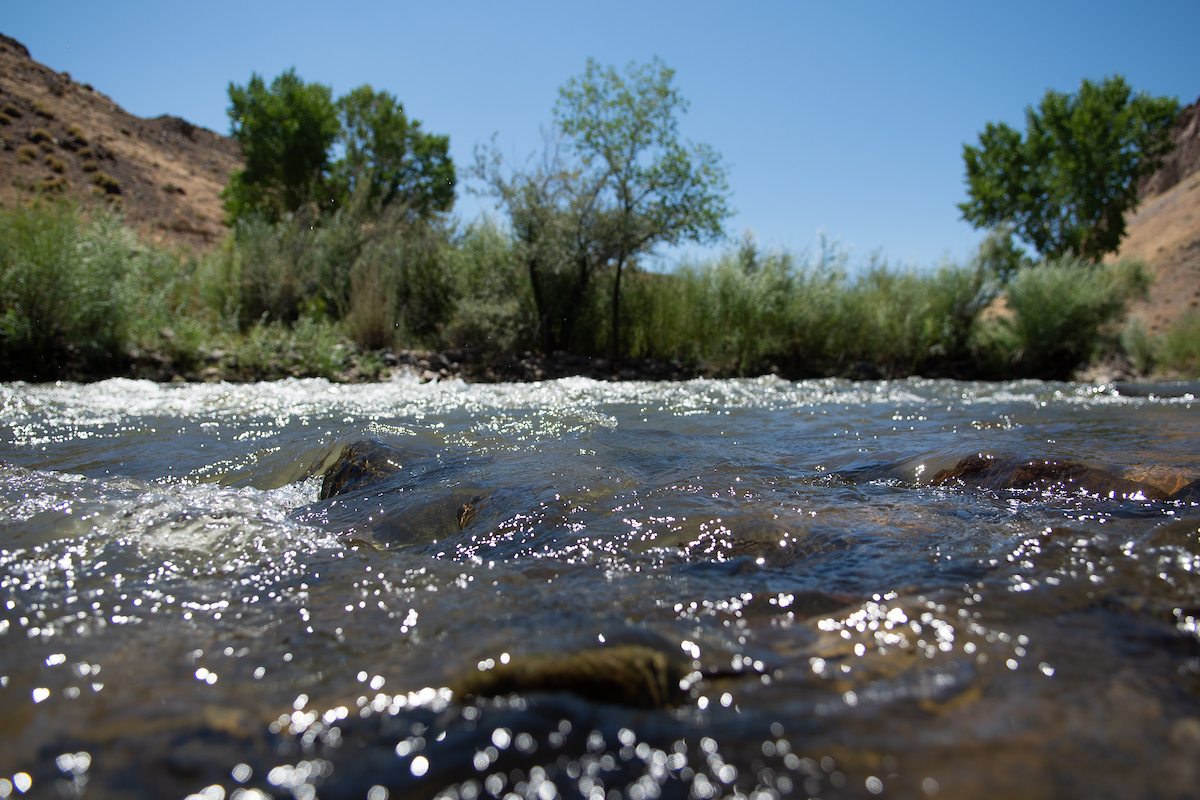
[31,101,53,119]
[1158,313,1200,377]
[40,175,68,193]
[91,172,121,194]
[16,144,36,163]
[1,103,20,118]
[1119,318,1157,375]
[67,126,88,144]
[44,155,65,173]
[28,128,52,144]
[81,160,99,172]
[0,113,11,126]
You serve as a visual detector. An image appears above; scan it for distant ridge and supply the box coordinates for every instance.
[0,33,241,248]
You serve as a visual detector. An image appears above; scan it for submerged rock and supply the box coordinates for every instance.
[930,455,1175,500]
[313,438,494,547]
[452,644,686,709]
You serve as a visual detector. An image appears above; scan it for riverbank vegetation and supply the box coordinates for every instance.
[1,63,1193,384]
[3,197,1194,383]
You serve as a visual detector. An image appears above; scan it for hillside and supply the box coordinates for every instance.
[1113,94,1200,335]
[0,33,239,248]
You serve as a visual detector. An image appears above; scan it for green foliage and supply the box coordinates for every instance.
[332,85,455,219]
[477,57,731,358]
[987,257,1151,378]
[1157,313,1200,378]
[440,217,536,354]
[1119,317,1157,375]
[612,237,996,379]
[961,76,1179,261]
[202,202,455,348]
[223,68,340,221]
[222,316,348,380]
[223,70,455,227]
[0,202,129,377]
[555,57,732,357]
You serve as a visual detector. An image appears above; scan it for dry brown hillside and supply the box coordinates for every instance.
[1115,95,1200,334]
[0,33,240,248]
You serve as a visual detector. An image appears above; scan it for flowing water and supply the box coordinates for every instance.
[1,375,1199,800]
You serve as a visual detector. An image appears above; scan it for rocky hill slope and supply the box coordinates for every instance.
[1114,95,1200,334]
[0,33,240,248]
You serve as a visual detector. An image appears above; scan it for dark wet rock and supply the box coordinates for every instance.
[310,437,498,548]
[1173,479,1200,503]
[319,438,411,500]
[452,644,687,709]
[931,455,1173,501]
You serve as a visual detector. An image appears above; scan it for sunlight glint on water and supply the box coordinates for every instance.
[1,376,1198,799]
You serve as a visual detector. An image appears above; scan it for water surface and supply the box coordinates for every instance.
[1,376,1198,799]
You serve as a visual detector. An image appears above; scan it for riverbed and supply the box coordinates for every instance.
[1,375,1198,799]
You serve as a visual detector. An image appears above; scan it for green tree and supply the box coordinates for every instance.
[959,75,1179,262]
[555,57,731,357]
[333,85,455,219]
[223,69,339,221]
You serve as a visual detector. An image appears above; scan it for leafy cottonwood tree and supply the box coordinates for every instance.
[224,71,455,224]
[224,69,339,222]
[959,75,1178,262]
[333,85,455,219]
[556,57,731,357]
[479,58,730,357]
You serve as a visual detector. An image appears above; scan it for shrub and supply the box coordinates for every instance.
[0,202,129,377]
[40,175,68,193]
[2,103,22,118]
[81,160,99,172]
[441,217,535,354]
[28,128,53,144]
[31,101,53,119]
[1119,318,1156,375]
[985,257,1150,378]
[91,172,121,194]
[16,144,37,163]
[44,155,65,173]
[0,113,10,126]
[1158,313,1200,377]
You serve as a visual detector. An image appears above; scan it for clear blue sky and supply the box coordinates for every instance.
[4,1,1198,269]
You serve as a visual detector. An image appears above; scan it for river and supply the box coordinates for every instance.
[1,375,1198,800]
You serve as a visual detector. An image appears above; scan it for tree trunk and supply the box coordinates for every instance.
[609,257,625,360]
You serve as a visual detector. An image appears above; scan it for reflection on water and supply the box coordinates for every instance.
[1,375,1198,799]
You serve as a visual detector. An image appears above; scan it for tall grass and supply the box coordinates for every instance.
[0,201,129,377]
[613,242,997,378]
